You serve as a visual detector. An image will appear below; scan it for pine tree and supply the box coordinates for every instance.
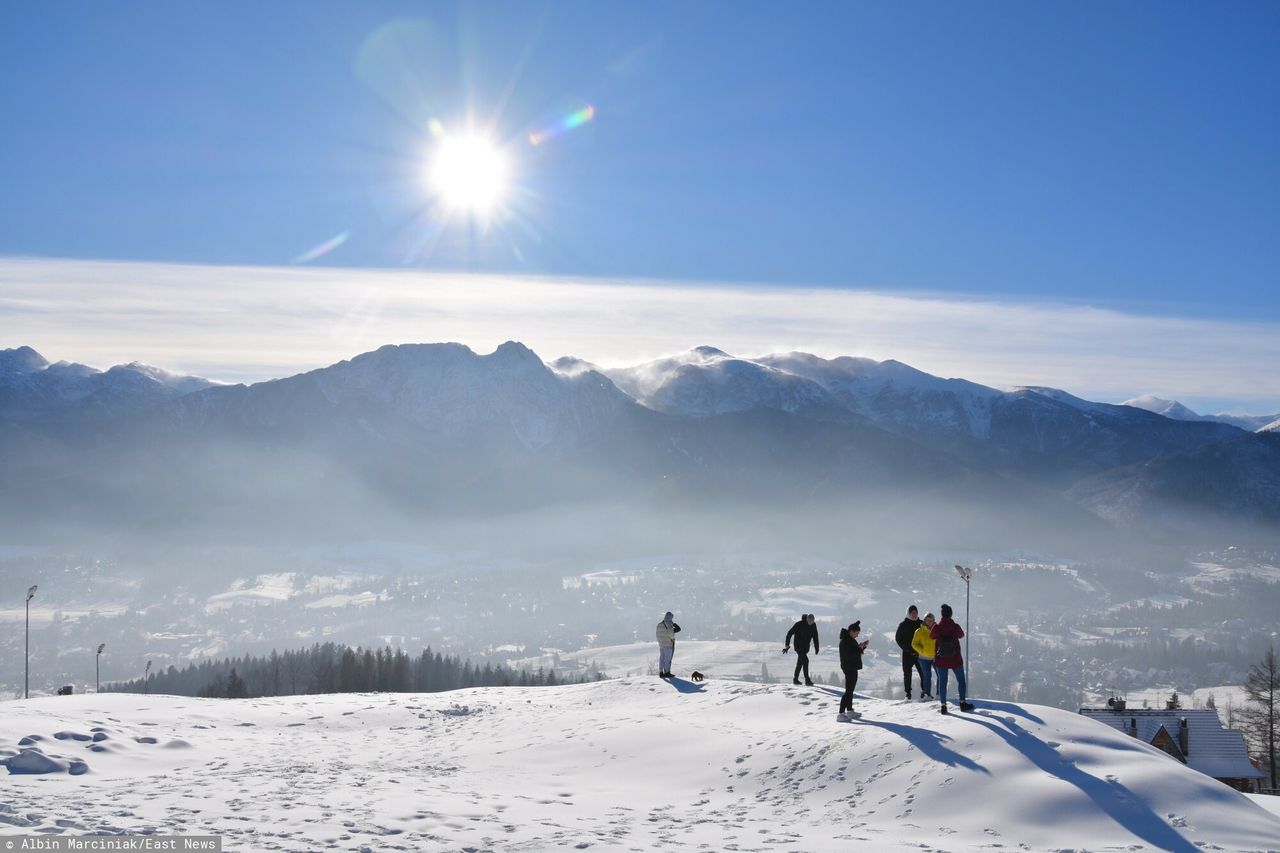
[225,668,248,699]
[1242,646,1278,791]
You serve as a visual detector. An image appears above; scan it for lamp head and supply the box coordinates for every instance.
[27,584,38,600]
[97,643,106,655]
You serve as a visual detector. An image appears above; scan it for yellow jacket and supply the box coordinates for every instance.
[911,624,936,660]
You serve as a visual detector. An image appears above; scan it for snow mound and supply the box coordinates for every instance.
[0,681,1277,851]
[5,749,69,774]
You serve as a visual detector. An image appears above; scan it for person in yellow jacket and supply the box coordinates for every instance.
[910,612,937,701]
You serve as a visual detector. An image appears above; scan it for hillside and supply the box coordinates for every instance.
[3,679,1278,851]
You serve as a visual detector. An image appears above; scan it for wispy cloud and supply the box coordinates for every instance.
[2,256,1278,413]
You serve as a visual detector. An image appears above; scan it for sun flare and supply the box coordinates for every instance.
[427,134,509,215]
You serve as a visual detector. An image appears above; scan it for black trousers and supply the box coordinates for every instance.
[840,670,859,713]
[902,652,923,696]
[793,651,811,683]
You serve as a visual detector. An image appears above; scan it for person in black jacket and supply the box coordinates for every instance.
[783,613,820,685]
[838,621,869,719]
[895,605,924,700]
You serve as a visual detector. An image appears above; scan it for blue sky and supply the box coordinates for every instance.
[3,2,1277,315]
[2,4,1279,412]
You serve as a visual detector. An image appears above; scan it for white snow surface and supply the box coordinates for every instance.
[510,640,898,689]
[1248,794,1280,819]
[3,681,1278,851]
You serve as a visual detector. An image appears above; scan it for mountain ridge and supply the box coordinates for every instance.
[3,342,1277,550]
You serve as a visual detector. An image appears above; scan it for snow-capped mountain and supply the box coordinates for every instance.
[757,351,1003,437]
[597,346,1247,486]
[1124,394,1205,421]
[0,346,217,418]
[3,341,1277,549]
[600,346,838,418]
[0,344,49,378]
[1123,394,1280,433]
[171,341,634,451]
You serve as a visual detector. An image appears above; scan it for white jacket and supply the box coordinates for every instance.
[655,620,680,647]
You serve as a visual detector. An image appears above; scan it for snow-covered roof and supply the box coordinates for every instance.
[1079,708,1263,779]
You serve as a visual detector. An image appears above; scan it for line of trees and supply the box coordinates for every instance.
[108,643,602,698]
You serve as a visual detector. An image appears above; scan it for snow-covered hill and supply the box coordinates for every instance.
[510,639,901,690]
[3,680,1278,851]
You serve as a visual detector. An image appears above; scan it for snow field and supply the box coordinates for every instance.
[511,640,899,690]
[2,679,1278,851]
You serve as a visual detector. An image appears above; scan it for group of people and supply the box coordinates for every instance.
[894,603,973,715]
[819,603,973,719]
[655,604,972,719]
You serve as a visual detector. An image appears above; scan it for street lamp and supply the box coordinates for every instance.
[96,644,106,693]
[25,585,38,699]
[954,565,972,669]
[144,660,152,696]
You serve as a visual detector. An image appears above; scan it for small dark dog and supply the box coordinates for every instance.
[690,671,705,682]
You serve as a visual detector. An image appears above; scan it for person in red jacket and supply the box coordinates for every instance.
[929,603,973,714]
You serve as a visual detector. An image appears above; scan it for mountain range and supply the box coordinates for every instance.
[2,342,1277,554]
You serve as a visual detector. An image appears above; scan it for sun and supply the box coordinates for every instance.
[427,134,509,215]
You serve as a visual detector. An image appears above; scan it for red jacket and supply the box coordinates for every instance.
[929,617,965,669]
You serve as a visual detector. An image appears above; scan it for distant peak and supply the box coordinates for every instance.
[0,345,50,374]
[680,345,731,364]
[1123,395,1201,420]
[550,356,599,377]
[490,341,543,364]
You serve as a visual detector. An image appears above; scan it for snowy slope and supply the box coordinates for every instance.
[0,346,216,417]
[510,640,900,691]
[1123,394,1205,421]
[1250,794,1280,819]
[601,346,836,418]
[1123,395,1278,433]
[3,680,1278,851]
[172,341,634,451]
[762,352,1004,438]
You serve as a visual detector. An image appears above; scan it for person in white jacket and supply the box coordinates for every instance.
[655,611,682,678]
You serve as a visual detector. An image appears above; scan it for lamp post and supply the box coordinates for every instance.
[954,565,972,671]
[25,585,38,699]
[144,660,152,696]
[96,644,106,693]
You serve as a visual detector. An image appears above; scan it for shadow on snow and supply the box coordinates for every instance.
[956,712,1201,853]
[665,676,706,694]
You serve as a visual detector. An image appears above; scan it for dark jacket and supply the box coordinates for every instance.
[785,619,819,654]
[930,617,965,669]
[895,617,922,656]
[838,628,865,673]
